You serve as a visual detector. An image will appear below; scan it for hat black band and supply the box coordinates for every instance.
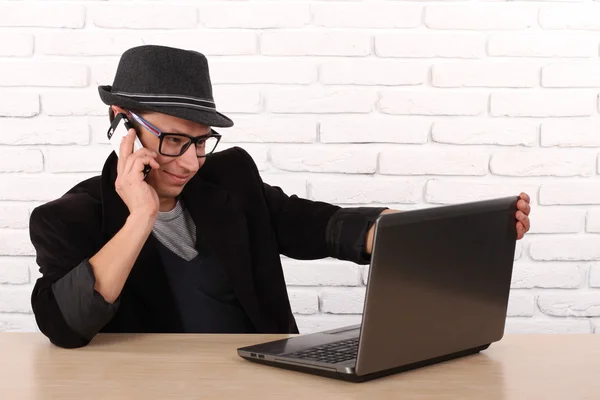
[112,91,216,111]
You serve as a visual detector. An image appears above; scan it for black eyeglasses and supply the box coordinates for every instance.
[128,111,222,158]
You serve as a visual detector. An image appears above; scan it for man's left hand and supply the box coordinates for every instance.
[516,192,531,240]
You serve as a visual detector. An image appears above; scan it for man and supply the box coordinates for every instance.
[28,45,531,349]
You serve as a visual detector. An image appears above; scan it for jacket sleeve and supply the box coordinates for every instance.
[29,201,118,348]
[234,147,388,263]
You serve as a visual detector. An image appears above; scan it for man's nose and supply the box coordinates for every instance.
[177,143,200,171]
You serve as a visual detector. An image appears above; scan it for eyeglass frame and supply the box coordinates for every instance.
[127,111,222,158]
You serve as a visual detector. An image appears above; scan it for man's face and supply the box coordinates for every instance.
[131,111,211,200]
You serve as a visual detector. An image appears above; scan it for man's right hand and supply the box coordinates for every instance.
[115,128,161,218]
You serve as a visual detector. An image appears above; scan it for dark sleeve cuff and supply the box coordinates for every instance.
[51,259,120,340]
[325,207,389,265]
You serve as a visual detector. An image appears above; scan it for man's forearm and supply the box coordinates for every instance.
[365,209,399,255]
[89,212,156,304]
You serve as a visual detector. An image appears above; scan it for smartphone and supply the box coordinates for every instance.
[107,112,151,177]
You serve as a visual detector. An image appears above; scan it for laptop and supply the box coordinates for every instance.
[238,196,519,382]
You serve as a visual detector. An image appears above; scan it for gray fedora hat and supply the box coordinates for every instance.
[98,45,233,128]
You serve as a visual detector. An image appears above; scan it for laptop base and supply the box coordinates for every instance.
[240,343,490,383]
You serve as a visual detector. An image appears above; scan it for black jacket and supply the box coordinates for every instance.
[29,147,386,348]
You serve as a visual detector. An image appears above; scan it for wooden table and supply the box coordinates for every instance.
[0,333,598,399]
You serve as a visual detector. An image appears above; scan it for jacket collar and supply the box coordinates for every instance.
[99,152,229,239]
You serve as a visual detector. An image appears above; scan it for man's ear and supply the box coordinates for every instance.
[111,105,127,115]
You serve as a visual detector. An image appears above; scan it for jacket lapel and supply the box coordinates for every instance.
[181,173,265,331]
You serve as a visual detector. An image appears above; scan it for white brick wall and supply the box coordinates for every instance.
[1,0,599,337]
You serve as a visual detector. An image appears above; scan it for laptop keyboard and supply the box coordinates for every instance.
[285,337,359,364]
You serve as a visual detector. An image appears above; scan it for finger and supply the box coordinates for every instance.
[522,216,531,232]
[132,157,159,178]
[519,192,531,204]
[516,223,525,240]
[516,210,527,221]
[518,199,531,215]
[127,155,159,175]
[123,150,157,175]
[119,128,136,163]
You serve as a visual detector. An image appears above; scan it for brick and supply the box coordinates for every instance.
[488,33,597,58]
[379,91,487,116]
[511,262,582,288]
[380,149,489,176]
[589,265,600,287]
[90,116,111,145]
[261,175,307,198]
[528,208,585,234]
[42,91,106,116]
[320,116,430,144]
[432,119,537,146]
[0,33,34,56]
[541,119,600,147]
[504,318,591,334]
[593,319,599,334]
[270,145,377,174]
[0,285,32,313]
[0,229,34,256]
[0,117,89,145]
[37,32,143,56]
[294,315,363,335]
[0,149,43,173]
[282,259,361,286]
[0,92,39,117]
[287,289,318,315]
[220,115,316,144]
[433,61,539,88]
[199,3,309,28]
[543,63,600,88]
[0,314,38,332]
[0,63,88,88]
[321,60,427,86]
[539,293,600,317]
[376,33,486,59]
[0,174,96,202]
[143,31,257,56]
[313,3,421,28]
[530,237,600,261]
[507,292,535,317]
[309,177,422,205]
[212,86,262,113]
[491,91,596,117]
[321,288,366,314]
[426,4,537,30]
[540,5,600,30]
[209,59,317,85]
[540,182,600,205]
[218,144,269,172]
[515,242,523,261]
[0,4,84,28]
[490,150,595,177]
[90,61,119,87]
[261,31,371,56]
[45,146,112,173]
[0,257,32,284]
[266,87,375,114]
[587,210,600,233]
[0,203,30,229]
[91,5,197,29]
[426,180,539,205]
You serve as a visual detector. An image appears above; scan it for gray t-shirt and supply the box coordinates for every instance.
[152,199,198,261]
